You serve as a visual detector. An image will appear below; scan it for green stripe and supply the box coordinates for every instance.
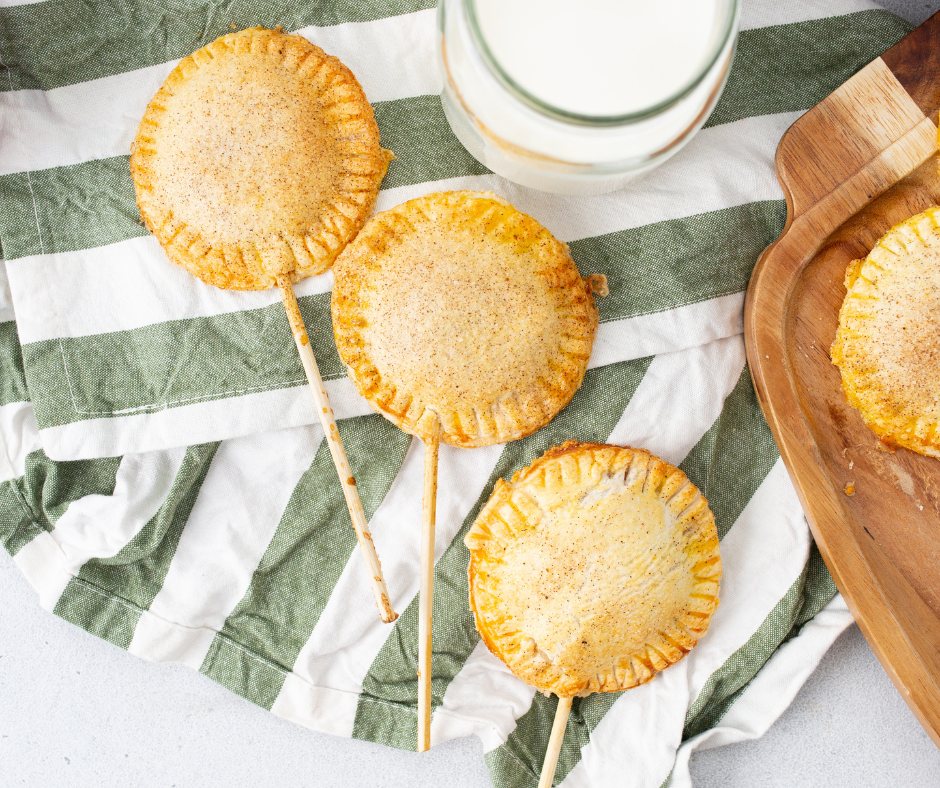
[198,633,287,710]
[0,92,491,260]
[0,168,783,325]
[0,11,902,259]
[0,159,147,260]
[574,201,785,323]
[53,577,140,649]
[0,320,28,406]
[705,11,911,129]
[377,95,490,190]
[678,366,779,540]
[683,544,837,739]
[0,95,492,260]
[0,7,908,259]
[73,442,219,610]
[0,6,905,124]
[0,172,46,260]
[0,478,42,557]
[0,0,437,93]
[484,367,782,788]
[648,554,835,788]
[21,292,341,430]
[486,740,548,788]
[784,543,838,637]
[201,414,411,709]
[0,126,782,278]
[6,448,121,533]
[0,10,906,261]
[1,448,122,556]
[485,694,582,788]
[350,356,654,750]
[17,201,781,432]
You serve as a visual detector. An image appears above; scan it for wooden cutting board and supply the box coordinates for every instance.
[745,12,940,746]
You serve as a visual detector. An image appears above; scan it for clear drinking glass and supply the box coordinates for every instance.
[438,0,740,195]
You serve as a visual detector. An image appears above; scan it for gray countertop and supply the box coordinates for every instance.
[4,548,940,788]
[4,1,940,785]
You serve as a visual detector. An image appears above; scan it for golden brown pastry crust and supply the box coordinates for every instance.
[130,27,391,290]
[331,191,603,448]
[465,441,721,698]
[831,208,940,458]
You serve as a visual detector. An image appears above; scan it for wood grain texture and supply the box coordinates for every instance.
[538,696,572,788]
[881,11,940,117]
[744,13,940,746]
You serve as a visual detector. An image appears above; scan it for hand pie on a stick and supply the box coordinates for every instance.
[332,191,606,750]
[131,27,397,622]
[465,441,721,786]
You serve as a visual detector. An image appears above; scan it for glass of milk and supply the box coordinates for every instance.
[439,0,740,195]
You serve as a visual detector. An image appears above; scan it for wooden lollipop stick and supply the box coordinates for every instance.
[417,415,441,752]
[278,276,397,624]
[538,696,573,788]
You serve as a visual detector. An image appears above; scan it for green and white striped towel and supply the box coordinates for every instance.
[0,1,910,786]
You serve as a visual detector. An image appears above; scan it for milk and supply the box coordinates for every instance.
[473,0,721,117]
[438,0,739,194]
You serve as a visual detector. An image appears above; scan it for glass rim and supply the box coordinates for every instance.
[464,0,740,127]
